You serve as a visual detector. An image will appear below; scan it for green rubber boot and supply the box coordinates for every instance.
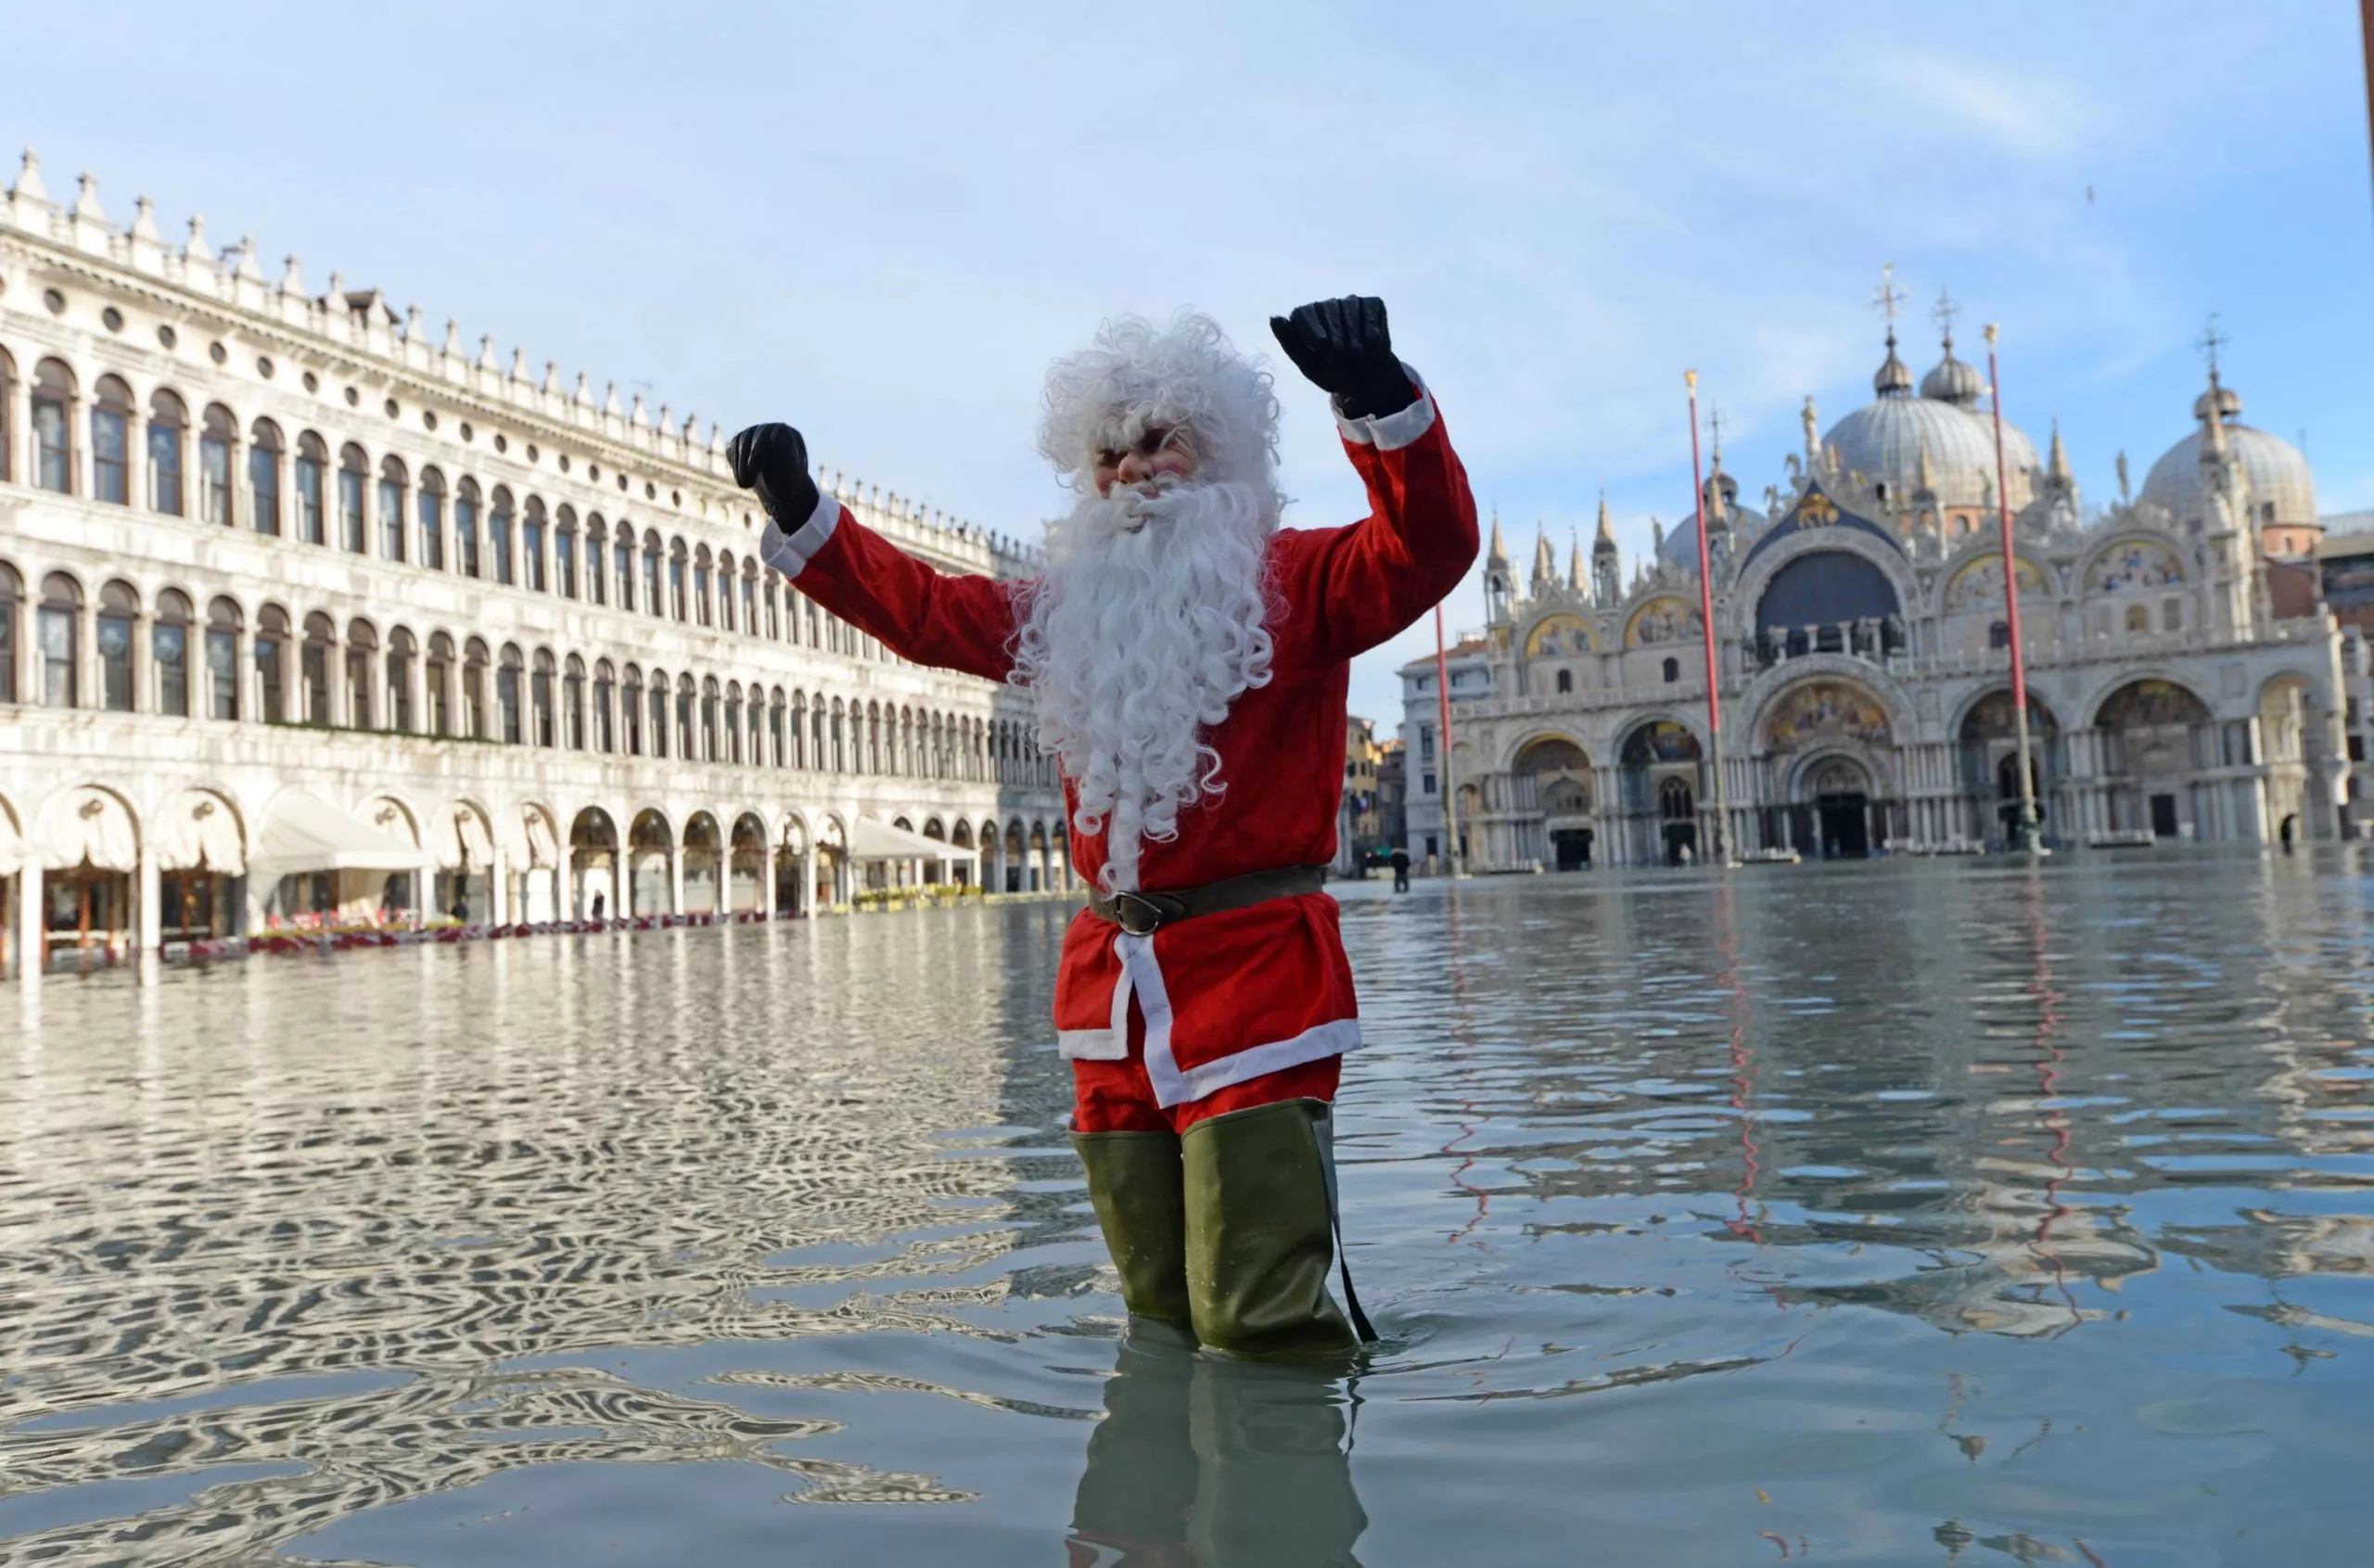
[1181,1099,1359,1358]
[1071,1128,1195,1334]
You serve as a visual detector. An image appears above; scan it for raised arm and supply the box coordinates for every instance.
[1267,298,1480,663]
[731,423,1024,682]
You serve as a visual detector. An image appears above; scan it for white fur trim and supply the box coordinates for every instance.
[1058,1028,1125,1061]
[1160,1017,1363,1107]
[1333,365,1436,453]
[758,491,841,580]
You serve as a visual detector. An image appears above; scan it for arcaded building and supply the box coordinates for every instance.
[0,151,1067,972]
[1402,300,2355,871]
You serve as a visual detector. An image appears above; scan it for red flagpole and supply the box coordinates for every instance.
[1985,325,2043,854]
[1434,603,1461,876]
[1685,371,1730,863]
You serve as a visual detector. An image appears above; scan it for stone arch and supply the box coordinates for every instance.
[1614,714,1705,765]
[1522,611,1593,658]
[681,811,725,915]
[1755,676,1896,757]
[569,805,619,922]
[37,784,140,957]
[728,810,768,914]
[2088,674,2211,731]
[2081,535,2189,594]
[1624,594,1703,649]
[627,807,674,918]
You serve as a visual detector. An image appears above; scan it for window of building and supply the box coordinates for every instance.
[461,640,489,738]
[2125,605,2150,634]
[337,445,369,553]
[153,590,192,717]
[564,656,586,749]
[743,573,759,637]
[301,613,336,724]
[344,619,377,730]
[255,607,289,724]
[650,678,670,759]
[593,661,616,752]
[249,419,284,535]
[417,468,446,570]
[765,579,781,640]
[586,519,608,606]
[0,348,12,485]
[387,629,415,733]
[1989,621,2010,650]
[1422,771,1436,795]
[555,511,579,599]
[490,489,516,586]
[1419,726,1435,762]
[670,545,688,621]
[295,433,327,544]
[496,645,523,743]
[678,676,697,759]
[643,537,663,615]
[199,404,235,525]
[32,358,74,494]
[614,527,636,611]
[92,376,134,504]
[206,598,240,720]
[152,390,194,515]
[426,634,453,737]
[378,455,408,562]
[620,664,643,755]
[455,478,481,578]
[39,572,81,708]
[97,580,137,711]
[1555,669,1573,694]
[2162,597,2182,632]
[1662,657,1679,683]
[530,650,555,746]
[694,555,713,628]
[521,500,547,592]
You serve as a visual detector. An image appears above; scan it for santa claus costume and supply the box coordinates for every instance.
[732,298,1476,1356]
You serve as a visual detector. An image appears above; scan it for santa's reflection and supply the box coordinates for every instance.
[1067,1328,1366,1567]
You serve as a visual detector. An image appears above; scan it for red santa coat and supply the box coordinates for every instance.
[763,385,1477,1105]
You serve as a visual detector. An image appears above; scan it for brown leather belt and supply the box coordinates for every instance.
[1086,865,1326,937]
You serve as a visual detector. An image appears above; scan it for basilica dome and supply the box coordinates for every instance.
[1659,467,1769,573]
[1820,334,2040,513]
[2138,377,2317,531]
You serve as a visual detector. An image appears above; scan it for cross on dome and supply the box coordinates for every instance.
[1932,285,1959,349]
[1871,263,1907,341]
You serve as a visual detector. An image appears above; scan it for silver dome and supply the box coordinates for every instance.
[1920,344,1986,408]
[1822,392,2039,512]
[2138,402,2316,529]
[1660,489,1770,573]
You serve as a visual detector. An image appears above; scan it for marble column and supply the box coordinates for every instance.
[136,848,161,954]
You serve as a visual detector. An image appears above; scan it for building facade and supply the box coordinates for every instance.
[1402,303,2360,870]
[0,152,1068,974]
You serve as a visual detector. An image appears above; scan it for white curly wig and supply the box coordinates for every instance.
[1037,312,1282,504]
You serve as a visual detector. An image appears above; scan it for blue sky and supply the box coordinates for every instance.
[10,2,2372,725]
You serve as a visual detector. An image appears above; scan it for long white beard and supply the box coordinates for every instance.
[1013,478,1276,893]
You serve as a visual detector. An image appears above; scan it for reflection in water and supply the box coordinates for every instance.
[1068,1331,1364,1567]
[4,854,2373,1563]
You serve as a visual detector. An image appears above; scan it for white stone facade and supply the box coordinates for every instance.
[0,152,1067,974]
[1403,316,2358,872]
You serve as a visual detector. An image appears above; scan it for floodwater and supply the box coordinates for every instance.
[4,854,2373,1566]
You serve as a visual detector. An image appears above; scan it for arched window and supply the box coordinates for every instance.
[670,539,689,621]
[417,466,446,570]
[489,486,516,586]
[249,418,284,535]
[148,389,189,516]
[497,644,524,743]
[295,433,327,544]
[770,689,786,767]
[555,506,580,599]
[830,697,846,773]
[153,588,193,717]
[1661,657,1678,684]
[454,477,481,578]
[39,572,83,707]
[694,548,714,629]
[742,567,759,637]
[205,597,241,720]
[426,632,453,737]
[678,673,698,759]
[649,671,670,759]
[32,359,75,494]
[461,637,491,739]
[1555,668,1573,695]
[2125,604,2150,634]
[95,580,137,711]
[586,517,608,606]
[199,404,236,525]
[699,675,720,760]
[1658,777,1695,822]
[256,606,291,723]
[723,681,743,763]
[868,701,884,774]
[593,659,617,752]
[716,552,737,632]
[336,444,368,552]
[564,655,586,749]
[378,454,408,563]
[808,598,822,649]
[387,627,416,733]
[521,497,547,593]
[1989,620,2010,650]
[530,648,555,746]
[643,531,663,617]
[344,618,377,730]
[610,518,635,610]
[766,576,783,641]
[0,348,12,484]
[92,375,134,504]
[301,612,337,724]
[620,662,643,755]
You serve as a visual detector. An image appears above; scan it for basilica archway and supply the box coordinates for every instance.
[1957,690,2061,844]
[2093,678,2212,839]
[1753,549,1905,664]
[1614,719,1702,866]
[1512,736,1595,871]
[1758,678,1898,857]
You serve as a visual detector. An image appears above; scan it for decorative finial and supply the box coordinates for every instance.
[131,195,160,242]
[1801,394,1819,460]
[1707,402,1724,467]
[71,171,105,223]
[2198,312,2226,380]
[185,214,214,264]
[1871,262,1907,343]
[10,147,49,205]
[2048,418,2074,489]
[1933,284,1959,349]
[2116,450,2131,504]
[1596,490,1615,544]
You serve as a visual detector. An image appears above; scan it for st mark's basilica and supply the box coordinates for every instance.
[1402,287,2365,871]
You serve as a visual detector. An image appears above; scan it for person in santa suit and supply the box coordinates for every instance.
[730,297,1477,1357]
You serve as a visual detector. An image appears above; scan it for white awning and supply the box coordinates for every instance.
[849,816,976,863]
[431,805,497,871]
[37,786,139,873]
[155,790,248,877]
[0,807,24,878]
[249,792,434,885]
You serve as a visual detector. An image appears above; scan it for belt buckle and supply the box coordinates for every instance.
[1110,890,1168,937]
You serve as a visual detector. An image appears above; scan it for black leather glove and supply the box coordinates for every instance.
[1269,296,1417,420]
[727,423,823,529]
